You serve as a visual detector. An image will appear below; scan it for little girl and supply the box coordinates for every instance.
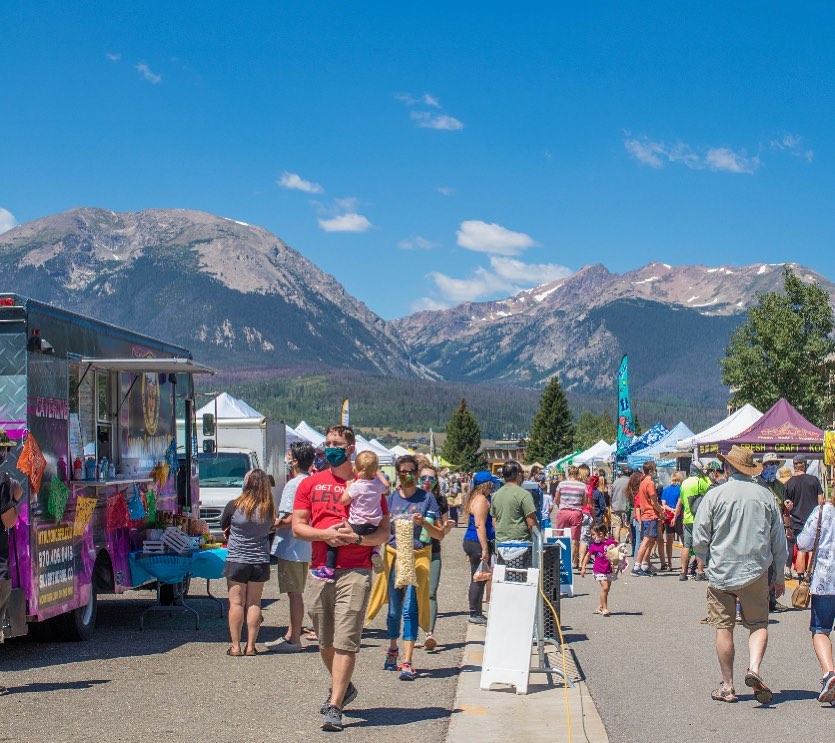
[311,450,386,582]
[580,523,618,617]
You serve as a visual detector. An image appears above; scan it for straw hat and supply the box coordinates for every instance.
[718,445,763,477]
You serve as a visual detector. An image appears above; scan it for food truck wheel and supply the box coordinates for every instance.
[55,588,98,641]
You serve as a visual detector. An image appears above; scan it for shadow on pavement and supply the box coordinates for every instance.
[347,705,452,728]
[420,665,467,680]
[6,679,110,694]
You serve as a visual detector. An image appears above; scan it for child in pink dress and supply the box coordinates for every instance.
[580,523,618,617]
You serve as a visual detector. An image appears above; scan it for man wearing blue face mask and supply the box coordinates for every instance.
[757,452,788,613]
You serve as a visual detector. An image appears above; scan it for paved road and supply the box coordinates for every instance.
[566,566,833,742]
[0,534,471,742]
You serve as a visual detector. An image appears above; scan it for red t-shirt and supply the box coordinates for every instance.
[294,469,389,569]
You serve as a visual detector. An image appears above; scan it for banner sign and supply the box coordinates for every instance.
[341,399,350,427]
[617,355,635,445]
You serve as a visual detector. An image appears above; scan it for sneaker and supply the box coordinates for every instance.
[679,573,688,581]
[321,705,343,732]
[468,614,488,625]
[311,566,336,583]
[265,636,302,653]
[384,647,399,671]
[320,683,357,714]
[819,671,835,704]
[371,552,384,574]
[694,573,708,582]
[423,633,437,651]
[399,661,417,681]
[630,569,645,577]
[769,602,789,613]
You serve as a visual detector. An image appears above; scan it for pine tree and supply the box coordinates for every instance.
[527,376,575,464]
[441,398,487,471]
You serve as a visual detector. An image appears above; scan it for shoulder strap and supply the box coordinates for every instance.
[808,505,825,581]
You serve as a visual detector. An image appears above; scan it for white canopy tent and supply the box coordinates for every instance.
[573,440,615,466]
[196,392,262,420]
[389,445,414,457]
[354,435,395,465]
[295,421,326,448]
[628,422,695,466]
[676,404,763,453]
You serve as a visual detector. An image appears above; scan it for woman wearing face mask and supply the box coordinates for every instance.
[365,454,447,681]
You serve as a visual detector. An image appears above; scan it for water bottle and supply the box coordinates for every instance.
[57,457,68,483]
[99,457,108,481]
[735,598,742,622]
[73,457,83,481]
[419,514,435,544]
[85,457,97,480]
[108,463,116,480]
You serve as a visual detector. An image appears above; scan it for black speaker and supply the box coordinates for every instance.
[541,544,561,642]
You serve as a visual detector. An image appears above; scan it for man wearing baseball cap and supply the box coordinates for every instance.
[757,453,789,612]
[785,454,824,580]
[692,445,787,705]
[679,461,709,581]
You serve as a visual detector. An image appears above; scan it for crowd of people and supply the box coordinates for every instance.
[215,423,835,731]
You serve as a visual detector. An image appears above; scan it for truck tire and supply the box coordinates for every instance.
[54,588,98,641]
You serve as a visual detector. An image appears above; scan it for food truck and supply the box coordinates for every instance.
[0,295,213,640]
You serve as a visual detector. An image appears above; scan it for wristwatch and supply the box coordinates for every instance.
[355,534,363,545]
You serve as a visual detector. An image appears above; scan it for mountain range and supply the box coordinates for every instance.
[2,207,833,412]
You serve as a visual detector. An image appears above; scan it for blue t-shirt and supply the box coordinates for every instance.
[387,488,440,550]
[661,484,681,512]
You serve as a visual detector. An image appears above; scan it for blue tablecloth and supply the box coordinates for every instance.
[129,548,228,586]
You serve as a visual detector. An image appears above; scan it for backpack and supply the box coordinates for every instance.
[689,492,705,517]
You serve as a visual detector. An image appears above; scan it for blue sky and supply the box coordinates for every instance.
[2,2,834,319]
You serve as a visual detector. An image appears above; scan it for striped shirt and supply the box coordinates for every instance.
[557,480,586,511]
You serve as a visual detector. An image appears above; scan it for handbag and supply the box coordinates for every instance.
[791,506,824,609]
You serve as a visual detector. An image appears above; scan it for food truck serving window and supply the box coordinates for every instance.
[69,365,95,465]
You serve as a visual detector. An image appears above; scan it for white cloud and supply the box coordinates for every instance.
[436,186,454,196]
[770,134,813,162]
[106,52,121,62]
[456,220,538,256]
[398,236,440,250]
[0,208,18,234]
[135,62,161,84]
[625,134,759,174]
[411,297,451,312]
[318,213,372,233]
[277,171,324,194]
[411,111,464,131]
[428,256,572,304]
[395,92,441,108]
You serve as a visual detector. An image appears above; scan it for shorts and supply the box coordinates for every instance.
[580,513,594,544]
[683,522,694,548]
[305,568,372,653]
[640,519,659,539]
[594,571,617,583]
[0,579,10,643]
[223,561,271,583]
[706,570,769,631]
[610,511,629,539]
[665,518,684,539]
[810,594,835,635]
[276,558,309,594]
[556,509,583,542]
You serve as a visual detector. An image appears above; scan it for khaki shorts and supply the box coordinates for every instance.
[276,559,309,594]
[305,569,372,653]
[610,511,629,541]
[706,570,769,631]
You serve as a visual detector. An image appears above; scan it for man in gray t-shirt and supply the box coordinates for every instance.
[610,469,632,544]
[266,442,315,653]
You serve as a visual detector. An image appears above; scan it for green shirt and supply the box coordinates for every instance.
[490,484,536,543]
[680,474,710,525]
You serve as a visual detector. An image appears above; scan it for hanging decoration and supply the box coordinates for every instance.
[47,477,70,522]
[165,438,179,476]
[17,432,47,493]
[127,482,146,521]
[73,496,98,537]
[106,494,129,530]
[146,488,157,524]
[151,462,169,493]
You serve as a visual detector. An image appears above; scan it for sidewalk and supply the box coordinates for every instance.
[446,622,609,743]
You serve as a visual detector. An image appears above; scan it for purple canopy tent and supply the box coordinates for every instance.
[714,398,824,458]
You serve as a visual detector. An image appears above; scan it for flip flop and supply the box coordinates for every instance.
[592,609,604,615]
[302,625,318,641]
[245,647,259,656]
[601,610,611,617]
[744,670,773,705]
[226,648,243,657]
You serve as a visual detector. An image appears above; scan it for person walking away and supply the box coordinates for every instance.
[580,523,619,616]
[679,463,709,581]
[267,442,314,653]
[692,446,787,704]
[554,465,587,570]
[756,452,789,613]
[632,462,662,577]
[785,455,824,580]
[417,463,454,651]
[461,472,495,625]
[659,472,682,571]
[576,464,594,570]
[491,461,537,567]
[0,475,23,694]
[627,471,643,558]
[293,425,391,731]
[366,455,446,682]
[796,490,835,704]
[541,481,554,530]
[610,467,632,544]
[221,469,277,657]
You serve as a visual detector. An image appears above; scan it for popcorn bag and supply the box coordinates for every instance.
[394,517,417,588]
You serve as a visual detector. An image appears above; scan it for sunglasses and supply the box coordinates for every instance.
[398,469,416,476]
[419,475,437,485]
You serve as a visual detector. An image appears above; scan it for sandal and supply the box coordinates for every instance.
[302,626,318,641]
[711,684,737,702]
[592,608,604,615]
[245,647,258,656]
[744,670,773,705]
[601,610,611,617]
[226,648,243,657]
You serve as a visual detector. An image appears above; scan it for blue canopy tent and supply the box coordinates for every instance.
[627,422,695,469]
[616,423,669,460]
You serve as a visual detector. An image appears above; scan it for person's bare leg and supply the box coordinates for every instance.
[813,633,834,674]
[747,627,768,675]
[716,628,735,689]
[320,646,335,671]
[666,533,674,567]
[329,649,357,707]
[796,551,809,576]
[571,540,580,568]
[600,581,611,612]
[696,556,705,575]
[635,537,650,566]
[227,581,246,653]
[287,592,304,644]
[244,581,265,652]
[680,545,690,575]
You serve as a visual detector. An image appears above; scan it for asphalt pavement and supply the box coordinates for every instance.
[565,564,833,742]
[0,535,470,742]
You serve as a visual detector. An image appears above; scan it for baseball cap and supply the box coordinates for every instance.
[690,460,704,475]
[793,454,807,465]
[471,471,493,485]
[762,452,783,465]
[706,461,723,472]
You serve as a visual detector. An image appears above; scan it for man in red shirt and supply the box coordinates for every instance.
[293,425,391,732]
[631,461,662,577]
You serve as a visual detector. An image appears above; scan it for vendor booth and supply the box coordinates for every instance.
[678,403,763,458]
[616,423,669,460]
[627,422,695,468]
[295,420,326,447]
[574,440,615,467]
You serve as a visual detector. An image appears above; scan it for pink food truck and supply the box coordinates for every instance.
[0,294,213,640]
